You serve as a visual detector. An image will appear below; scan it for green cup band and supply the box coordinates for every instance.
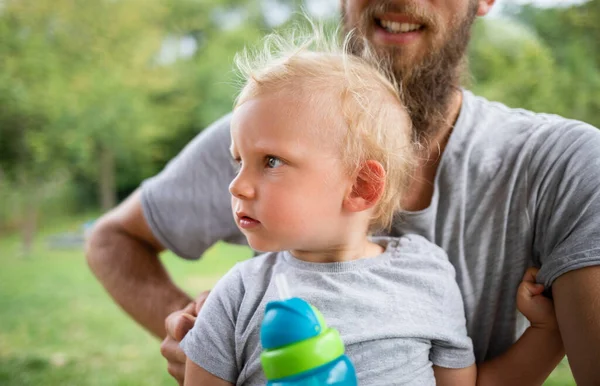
[260,328,344,380]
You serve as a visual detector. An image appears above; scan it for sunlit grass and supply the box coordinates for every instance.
[0,216,251,386]
[0,217,575,385]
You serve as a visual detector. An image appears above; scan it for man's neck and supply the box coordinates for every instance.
[401,90,463,212]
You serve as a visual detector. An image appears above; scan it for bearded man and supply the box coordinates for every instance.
[86,1,600,385]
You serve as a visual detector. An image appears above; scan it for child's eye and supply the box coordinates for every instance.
[266,156,283,169]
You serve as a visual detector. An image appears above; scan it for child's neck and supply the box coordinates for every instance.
[290,237,384,263]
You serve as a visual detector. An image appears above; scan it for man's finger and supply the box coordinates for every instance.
[161,336,188,364]
[166,361,185,386]
[182,301,197,316]
[166,310,196,341]
[195,290,211,314]
[165,301,196,338]
[175,313,196,341]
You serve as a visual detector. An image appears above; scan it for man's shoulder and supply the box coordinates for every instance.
[458,90,599,160]
[463,90,596,137]
[186,112,233,151]
[163,112,234,165]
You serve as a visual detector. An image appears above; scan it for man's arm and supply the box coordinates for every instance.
[552,266,600,386]
[434,365,476,386]
[183,358,234,386]
[527,121,600,385]
[85,189,192,338]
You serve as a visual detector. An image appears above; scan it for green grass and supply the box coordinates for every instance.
[0,217,575,385]
[0,217,252,386]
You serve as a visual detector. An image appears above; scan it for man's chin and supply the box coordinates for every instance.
[391,57,422,78]
[363,42,425,79]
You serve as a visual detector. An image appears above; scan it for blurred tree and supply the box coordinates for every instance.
[0,0,170,216]
[0,0,285,246]
[470,1,600,128]
[0,0,270,229]
[151,0,268,167]
[468,18,561,113]
[511,1,600,128]
[0,4,72,252]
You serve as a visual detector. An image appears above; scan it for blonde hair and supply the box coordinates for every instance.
[233,20,415,231]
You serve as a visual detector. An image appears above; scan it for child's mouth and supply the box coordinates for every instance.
[237,215,261,229]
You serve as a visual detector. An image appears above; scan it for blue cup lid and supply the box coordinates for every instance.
[260,297,325,349]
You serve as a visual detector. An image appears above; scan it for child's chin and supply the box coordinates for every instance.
[247,238,284,254]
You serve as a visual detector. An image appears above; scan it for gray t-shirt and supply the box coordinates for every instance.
[142,89,600,361]
[180,236,475,385]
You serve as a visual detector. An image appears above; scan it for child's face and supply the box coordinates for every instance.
[229,90,353,253]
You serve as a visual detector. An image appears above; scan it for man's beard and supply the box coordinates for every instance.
[343,1,479,142]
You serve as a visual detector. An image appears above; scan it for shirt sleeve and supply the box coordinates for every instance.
[140,113,247,260]
[530,121,600,288]
[427,246,476,369]
[180,264,244,383]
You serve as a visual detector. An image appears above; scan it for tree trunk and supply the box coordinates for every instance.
[19,173,39,257]
[21,196,38,257]
[98,143,116,211]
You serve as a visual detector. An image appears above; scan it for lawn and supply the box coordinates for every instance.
[0,217,575,385]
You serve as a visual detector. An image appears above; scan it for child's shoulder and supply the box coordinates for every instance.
[376,234,456,278]
[209,251,285,305]
[377,234,449,261]
[224,251,286,288]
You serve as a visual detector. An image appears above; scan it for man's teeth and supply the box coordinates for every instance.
[380,20,421,33]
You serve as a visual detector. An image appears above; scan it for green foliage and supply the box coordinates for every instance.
[468,18,560,113]
[514,2,600,128]
[0,0,168,214]
[0,0,270,223]
[469,1,600,128]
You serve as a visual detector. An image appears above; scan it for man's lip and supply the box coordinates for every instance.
[375,13,423,25]
[373,24,423,45]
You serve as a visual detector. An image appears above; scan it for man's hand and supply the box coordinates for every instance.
[161,291,210,385]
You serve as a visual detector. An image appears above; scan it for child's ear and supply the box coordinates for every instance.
[343,160,386,213]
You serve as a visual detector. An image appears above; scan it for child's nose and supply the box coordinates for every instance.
[229,171,255,200]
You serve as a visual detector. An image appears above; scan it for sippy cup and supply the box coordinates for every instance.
[259,274,358,386]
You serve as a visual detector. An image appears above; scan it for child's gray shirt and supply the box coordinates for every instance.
[181,235,475,385]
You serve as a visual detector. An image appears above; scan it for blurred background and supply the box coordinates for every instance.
[0,0,597,384]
